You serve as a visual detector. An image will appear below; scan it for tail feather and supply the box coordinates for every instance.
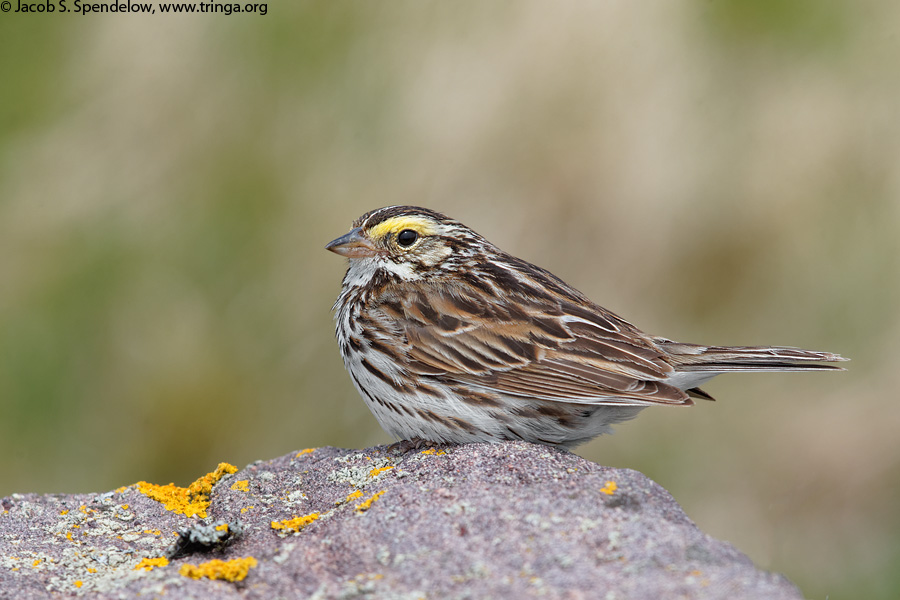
[686,387,717,401]
[659,342,848,373]
[676,362,844,373]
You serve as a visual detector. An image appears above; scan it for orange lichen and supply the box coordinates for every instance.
[32,560,40,567]
[87,568,97,574]
[66,532,73,542]
[368,466,394,478]
[134,557,169,571]
[240,505,255,514]
[600,481,618,496]
[230,480,250,492]
[296,448,316,457]
[187,463,239,498]
[345,490,363,502]
[74,581,83,588]
[271,512,320,533]
[420,448,446,456]
[115,486,128,494]
[179,557,257,582]
[60,510,69,515]
[215,523,229,533]
[356,491,385,513]
[135,463,238,518]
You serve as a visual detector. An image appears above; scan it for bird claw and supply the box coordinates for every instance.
[387,437,438,454]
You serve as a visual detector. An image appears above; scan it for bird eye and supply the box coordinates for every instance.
[397,229,419,247]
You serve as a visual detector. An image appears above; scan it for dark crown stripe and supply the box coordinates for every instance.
[355,205,452,229]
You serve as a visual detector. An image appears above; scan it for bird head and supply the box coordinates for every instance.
[326,206,483,282]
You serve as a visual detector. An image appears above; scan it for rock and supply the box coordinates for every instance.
[0,442,803,599]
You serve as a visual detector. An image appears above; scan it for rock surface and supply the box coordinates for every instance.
[0,442,803,599]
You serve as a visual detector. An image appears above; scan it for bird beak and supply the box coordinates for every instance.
[325,227,377,258]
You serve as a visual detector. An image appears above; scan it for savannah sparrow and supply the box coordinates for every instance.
[326,206,846,449]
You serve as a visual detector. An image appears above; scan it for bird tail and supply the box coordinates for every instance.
[659,341,848,373]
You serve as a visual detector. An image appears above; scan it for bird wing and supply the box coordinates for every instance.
[373,285,692,407]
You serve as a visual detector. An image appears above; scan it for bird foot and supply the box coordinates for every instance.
[386,437,438,454]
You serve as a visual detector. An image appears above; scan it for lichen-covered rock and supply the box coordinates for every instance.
[0,442,803,599]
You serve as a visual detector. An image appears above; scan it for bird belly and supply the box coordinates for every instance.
[344,352,645,448]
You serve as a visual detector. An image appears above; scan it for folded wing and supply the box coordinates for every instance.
[373,285,695,407]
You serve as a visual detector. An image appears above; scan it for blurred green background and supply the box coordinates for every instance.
[1,2,897,598]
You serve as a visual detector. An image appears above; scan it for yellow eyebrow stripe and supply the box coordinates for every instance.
[368,216,438,241]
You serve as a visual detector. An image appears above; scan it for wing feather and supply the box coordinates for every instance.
[371,283,692,407]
